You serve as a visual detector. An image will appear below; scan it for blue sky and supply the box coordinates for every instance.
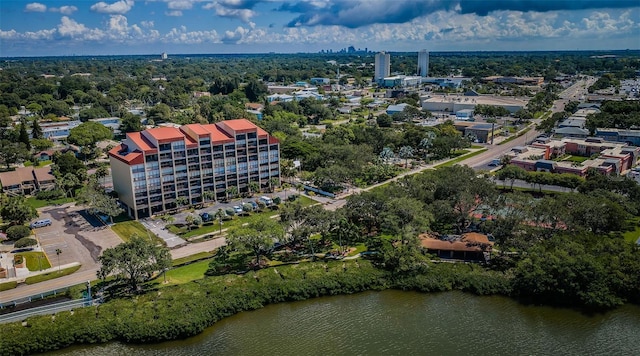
[1,0,639,57]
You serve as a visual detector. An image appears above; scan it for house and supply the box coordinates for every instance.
[386,103,410,115]
[35,150,55,161]
[0,167,56,196]
[420,233,493,262]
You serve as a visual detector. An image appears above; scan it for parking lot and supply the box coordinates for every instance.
[33,204,123,269]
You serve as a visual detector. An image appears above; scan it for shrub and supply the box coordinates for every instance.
[14,237,38,248]
[273,196,281,205]
[35,189,65,201]
[7,225,31,240]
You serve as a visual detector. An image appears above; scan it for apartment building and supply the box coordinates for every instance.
[0,167,56,196]
[108,119,280,219]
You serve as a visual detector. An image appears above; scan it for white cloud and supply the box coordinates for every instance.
[166,10,183,16]
[141,21,155,28]
[58,16,89,37]
[50,6,79,15]
[203,2,256,23]
[167,0,194,10]
[90,0,134,14]
[25,3,47,12]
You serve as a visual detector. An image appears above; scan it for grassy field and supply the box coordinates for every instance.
[150,260,210,286]
[25,265,82,285]
[111,221,164,245]
[172,251,215,267]
[622,217,640,244]
[562,155,590,163]
[0,281,18,291]
[20,251,51,271]
[26,196,75,210]
[434,149,488,168]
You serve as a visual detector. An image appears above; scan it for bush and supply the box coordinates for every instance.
[35,189,65,201]
[14,237,38,248]
[7,225,31,240]
[273,196,281,205]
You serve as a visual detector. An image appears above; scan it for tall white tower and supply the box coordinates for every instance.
[375,51,391,81]
[418,49,429,77]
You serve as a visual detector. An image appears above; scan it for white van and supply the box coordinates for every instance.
[30,219,52,228]
[259,196,273,206]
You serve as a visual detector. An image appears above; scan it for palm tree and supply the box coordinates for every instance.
[214,208,225,234]
[202,190,215,203]
[247,181,260,197]
[269,177,280,193]
[226,185,238,201]
[419,132,436,162]
[55,248,62,272]
[398,146,414,168]
[176,196,188,209]
[379,147,395,164]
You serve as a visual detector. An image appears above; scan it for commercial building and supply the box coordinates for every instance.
[507,138,639,177]
[417,50,429,77]
[420,94,526,114]
[595,128,640,146]
[108,119,280,219]
[41,120,81,141]
[481,76,544,86]
[379,75,421,88]
[0,167,56,196]
[375,51,391,82]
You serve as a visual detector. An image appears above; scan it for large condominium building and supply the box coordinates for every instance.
[108,119,280,219]
[417,50,429,77]
[374,51,391,81]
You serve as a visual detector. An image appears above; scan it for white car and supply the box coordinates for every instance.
[233,206,243,214]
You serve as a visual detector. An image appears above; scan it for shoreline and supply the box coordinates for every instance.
[0,260,632,356]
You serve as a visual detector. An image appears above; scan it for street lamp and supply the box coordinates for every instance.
[55,248,62,272]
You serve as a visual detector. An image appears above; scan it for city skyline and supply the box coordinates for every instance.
[0,0,639,57]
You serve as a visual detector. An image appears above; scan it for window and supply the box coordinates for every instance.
[159,143,171,151]
[145,154,158,162]
[247,132,257,139]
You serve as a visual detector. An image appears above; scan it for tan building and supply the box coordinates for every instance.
[109,119,280,219]
[0,167,56,196]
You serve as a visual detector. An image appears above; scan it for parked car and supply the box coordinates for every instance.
[200,212,212,222]
[259,195,273,206]
[233,206,243,214]
[30,219,52,228]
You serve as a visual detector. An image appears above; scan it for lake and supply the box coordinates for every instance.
[50,290,640,355]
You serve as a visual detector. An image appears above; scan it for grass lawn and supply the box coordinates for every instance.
[151,260,210,286]
[562,155,590,163]
[20,251,51,271]
[434,149,488,168]
[26,196,75,210]
[622,217,640,244]
[0,281,17,291]
[346,243,367,257]
[172,251,215,267]
[112,221,164,245]
[25,265,82,285]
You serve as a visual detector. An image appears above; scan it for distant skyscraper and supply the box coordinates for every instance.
[375,51,390,81]
[161,52,168,60]
[418,50,429,77]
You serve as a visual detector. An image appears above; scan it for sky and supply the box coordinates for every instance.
[1,0,639,57]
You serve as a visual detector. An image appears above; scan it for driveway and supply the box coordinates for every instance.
[140,219,185,249]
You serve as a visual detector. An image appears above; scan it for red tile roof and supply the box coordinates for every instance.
[127,132,156,153]
[108,144,145,165]
[201,124,234,143]
[145,127,184,142]
[220,118,258,132]
[183,124,210,136]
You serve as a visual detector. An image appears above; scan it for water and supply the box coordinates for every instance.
[50,291,640,355]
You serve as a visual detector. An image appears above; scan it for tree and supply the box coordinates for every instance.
[58,172,81,197]
[14,237,38,248]
[398,146,414,168]
[119,113,143,133]
[0,140,30,169]
[225,185,238,200]
[67,121,113,148]
[94,166,109,185]
[379,147,395,164]
[244,79,268,102]
[376,113,392,127]
[247,181,260,197]
[496,165,527,190]
[227,215,284,268]
[55,248,62,271]
[52,151,86,181]
[1,196,37,225]
[31,138,53,152]
[98,235,172,292]
[202,190,216,203]
[147,103,172,123]
[185,214,202,231]
[6,225,32,240]
[18,120,31,151]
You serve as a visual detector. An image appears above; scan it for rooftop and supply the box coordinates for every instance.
[145,127,185,141]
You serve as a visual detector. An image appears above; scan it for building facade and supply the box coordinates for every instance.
[374,51,391,82]
[108,119,280,219]
[418,50,429,77]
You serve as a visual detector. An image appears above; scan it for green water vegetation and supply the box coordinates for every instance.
[24,265,82,285]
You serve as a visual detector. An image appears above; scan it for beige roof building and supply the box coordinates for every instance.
[0,167,56,196]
